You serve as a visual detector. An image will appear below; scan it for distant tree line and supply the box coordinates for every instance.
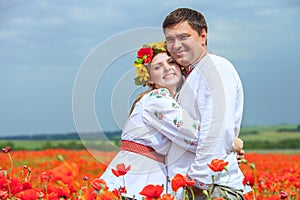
[276,124,300,133]
[244,138,300,149]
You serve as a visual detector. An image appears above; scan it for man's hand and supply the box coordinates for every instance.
[232,137,245,165]
[232,137,243,152]
[237,149,245,165]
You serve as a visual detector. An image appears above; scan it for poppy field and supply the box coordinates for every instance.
[0,147,300,200]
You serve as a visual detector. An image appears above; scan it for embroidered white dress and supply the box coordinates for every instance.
[100,88,200,199]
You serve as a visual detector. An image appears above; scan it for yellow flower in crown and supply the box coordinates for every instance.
[133,41,167,86]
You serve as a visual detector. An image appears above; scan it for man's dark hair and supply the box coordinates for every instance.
[162,8,208,36]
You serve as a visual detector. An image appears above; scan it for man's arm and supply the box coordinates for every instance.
[188,56,242,185]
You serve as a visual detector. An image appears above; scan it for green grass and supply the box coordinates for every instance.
[0,140,119,151]
[240,124,300,139]
[1,124,300,151]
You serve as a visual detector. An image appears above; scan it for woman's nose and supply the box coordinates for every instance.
[164,64,172,72]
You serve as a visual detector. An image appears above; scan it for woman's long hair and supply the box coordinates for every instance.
[129,84,155,116]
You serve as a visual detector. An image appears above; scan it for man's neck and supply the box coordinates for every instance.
[184,50,208,72]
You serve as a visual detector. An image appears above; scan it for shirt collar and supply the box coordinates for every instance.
[184,52,209,77]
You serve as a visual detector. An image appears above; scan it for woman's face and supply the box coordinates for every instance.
[148,52,182,93]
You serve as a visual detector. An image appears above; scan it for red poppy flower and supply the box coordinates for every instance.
[50,162,79,184]
[0,190,8,199]
[280,191,288,199]
[0,172,7,188]
[161,193,175,200]
[112,188,120,198]
[137,47,153,64]
[91,178,108,191]
[207,159,229,172]
[10,178,23,195]
[139,184,163,199]
[119,186,127,194]
[1,146,11,153]
[171,173,195,192]
[17,189,38,200]
[100,190,119,200]
[39,171,52,182]
[243,173,255,186]
[111,163,131,177]
[112,186,127,198]
[22,181,33,190]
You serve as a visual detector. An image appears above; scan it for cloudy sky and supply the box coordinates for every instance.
[0,0,299,135]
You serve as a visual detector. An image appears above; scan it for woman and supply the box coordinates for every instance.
[100,41,243,199]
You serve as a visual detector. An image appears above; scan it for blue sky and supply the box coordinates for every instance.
[0,0,299,135]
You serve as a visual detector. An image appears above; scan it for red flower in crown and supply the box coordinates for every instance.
[139,184,163,199]
[111,163,131,177]
[137,47,153,64]
[207,159,229,172]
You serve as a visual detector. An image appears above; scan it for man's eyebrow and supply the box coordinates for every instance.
[166,33,190,39]
[166,36,174,40]
[178,33,190,36]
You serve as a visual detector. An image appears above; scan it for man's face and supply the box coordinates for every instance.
[165,21,207,68]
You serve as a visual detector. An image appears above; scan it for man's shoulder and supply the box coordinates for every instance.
[207,53,233,66]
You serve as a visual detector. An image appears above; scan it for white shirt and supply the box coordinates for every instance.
[100,88,200,199]
[167,53,246,191]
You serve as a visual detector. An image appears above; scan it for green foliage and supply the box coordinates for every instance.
[244,139,300,149]
[1,124,300,150]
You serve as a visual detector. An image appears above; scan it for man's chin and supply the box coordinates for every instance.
[177,59,190,67]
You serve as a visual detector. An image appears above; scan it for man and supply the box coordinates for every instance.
[163,8,249,199]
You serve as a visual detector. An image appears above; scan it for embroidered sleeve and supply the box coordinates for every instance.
[142,88,200,153]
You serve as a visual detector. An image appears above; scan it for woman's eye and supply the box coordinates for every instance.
[154,66,161,70]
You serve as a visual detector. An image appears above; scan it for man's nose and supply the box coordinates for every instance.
[173,39,182,50]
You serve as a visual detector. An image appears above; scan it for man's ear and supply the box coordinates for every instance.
[200,28,207,46]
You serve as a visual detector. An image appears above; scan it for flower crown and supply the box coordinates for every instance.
[133,41,167,86]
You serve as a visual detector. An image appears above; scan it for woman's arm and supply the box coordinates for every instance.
[143,88,200,152]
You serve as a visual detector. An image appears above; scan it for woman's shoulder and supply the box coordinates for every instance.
[148,88,172,99]
[138,88,173,105]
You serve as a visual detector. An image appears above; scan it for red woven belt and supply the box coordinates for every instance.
[120,140,165,164]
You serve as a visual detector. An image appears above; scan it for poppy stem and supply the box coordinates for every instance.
[7,152,13,178]
[188,186,195,200]
[122,176,126,188]
[3,171,11,198]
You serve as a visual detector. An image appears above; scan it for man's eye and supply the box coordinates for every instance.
[179,35,188,40]
[166,38,174,43]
